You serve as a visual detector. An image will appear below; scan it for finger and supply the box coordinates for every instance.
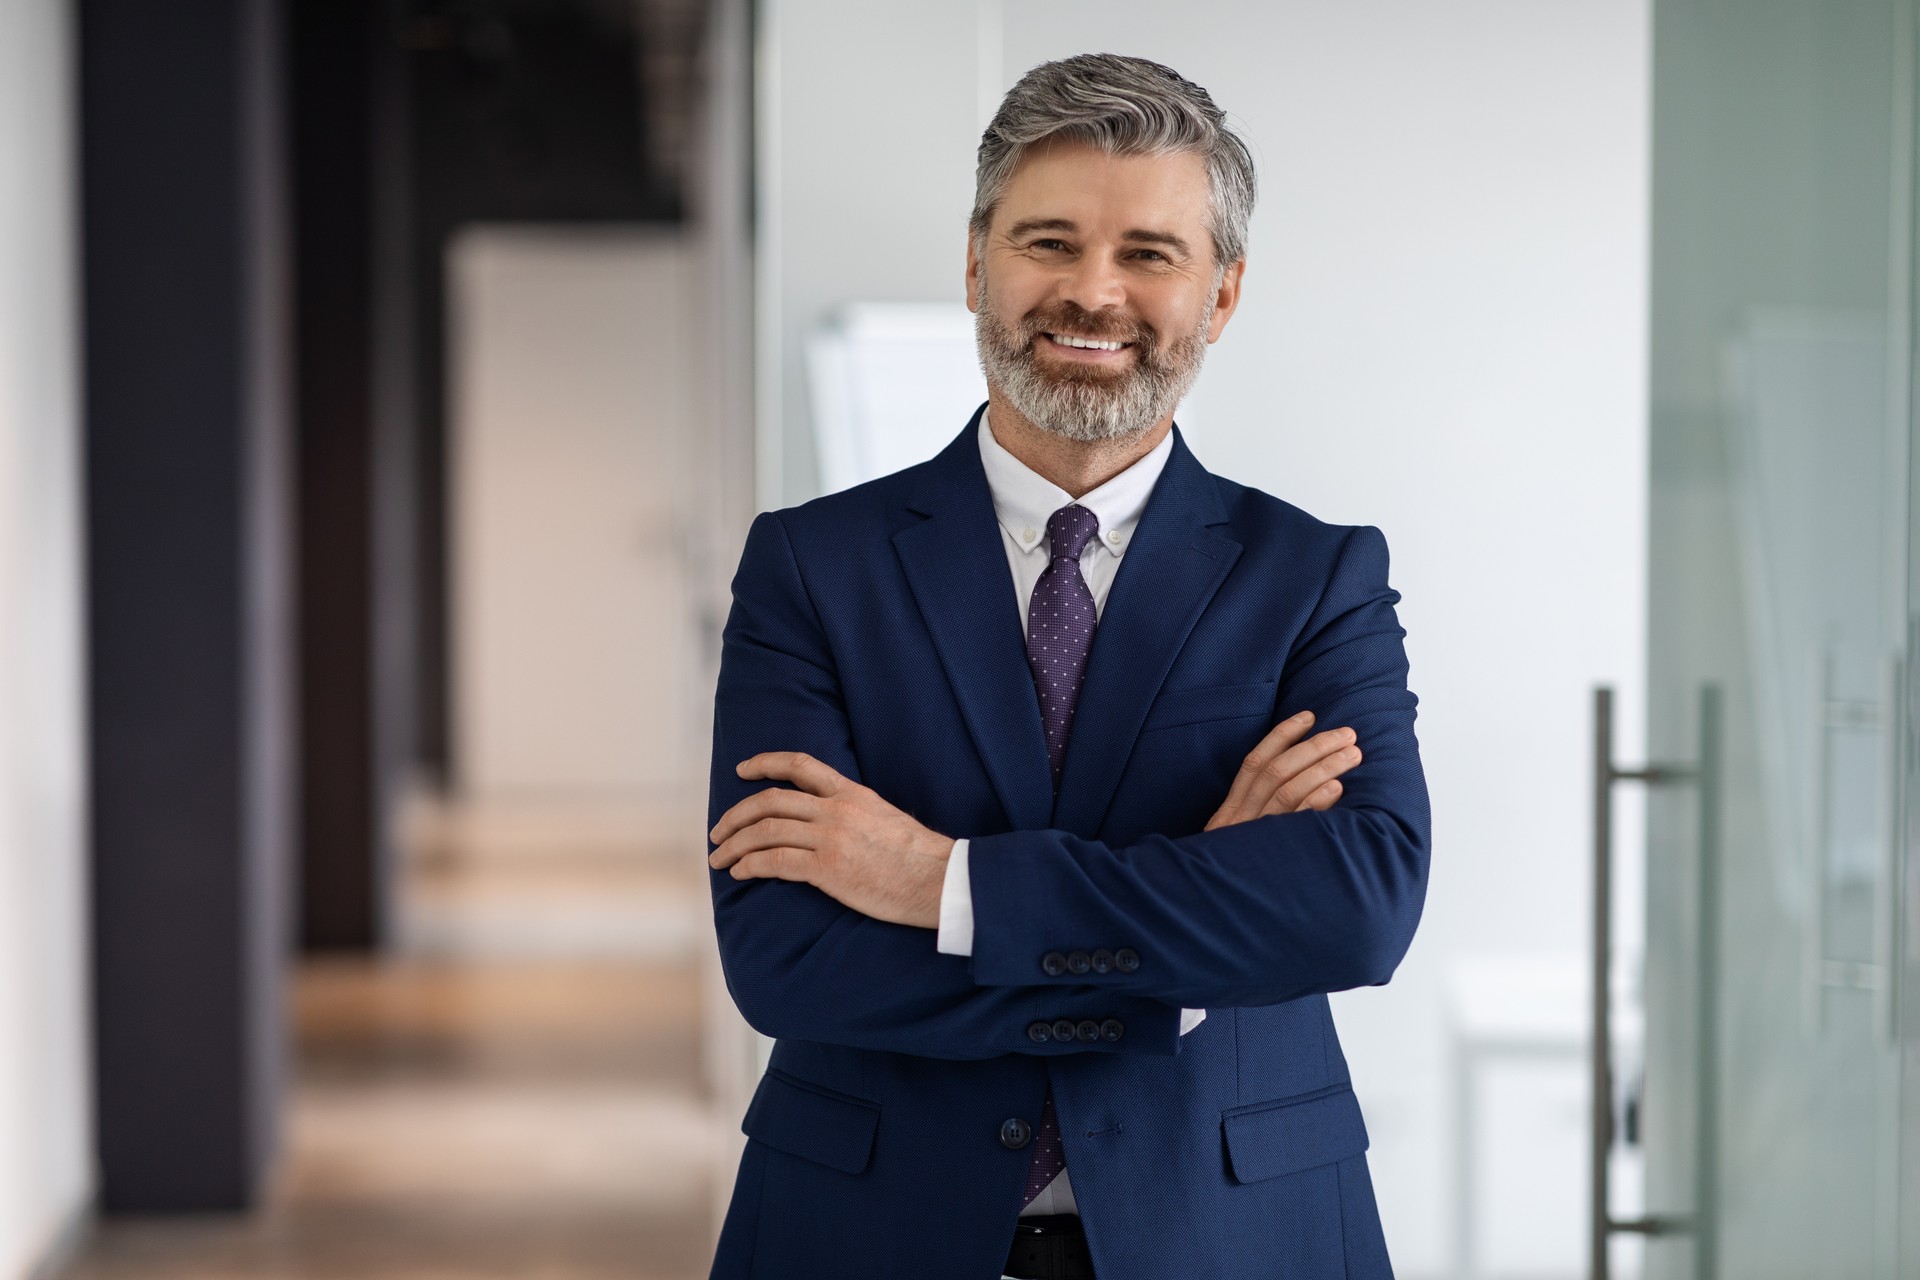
[736,751,850,798]
[1269,744,1361,813]
[709,817,816,870]
[710,787,823,846]
[726,846,814,883]
[1294,778,1343,814]
[1215,711,1316,827]
[1229,723,1353,827]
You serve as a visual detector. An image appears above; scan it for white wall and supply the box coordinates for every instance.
[760,4,1648,1275]
[0,0,93,1275]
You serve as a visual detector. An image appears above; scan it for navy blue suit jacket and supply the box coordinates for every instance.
[707,409,1429,1279]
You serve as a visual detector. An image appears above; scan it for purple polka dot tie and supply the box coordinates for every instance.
[1026,503,1101,789]
[1020,503,1099,1208]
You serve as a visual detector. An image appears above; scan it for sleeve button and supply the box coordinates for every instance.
[1027,1021,1052,1043]
[1066,950,1092,975]
[1100,1018,1125,1042]
[1115,948,1141,973]
[1041,951,1069,977]
[1075,1019,1100,1043]
[1051,1018,1077,1042]
[1090,948,1115,974]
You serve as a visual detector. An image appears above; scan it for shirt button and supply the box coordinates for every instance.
[1051,1018,1077,1042]
[1022,527,1037,542]
[1027,1021,1052,1043]
[1100,1018,1125,1042]
[1041,951,1069,977]
[1066,950,1092,975]
[1108,531,1121,544]
[1000,1117,1033,1150]
[1090,948,1115,974]
[1115,948,1141,973]
[1075,1019,1100,1043]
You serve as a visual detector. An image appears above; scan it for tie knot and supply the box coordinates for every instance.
[1046,504,1101,562]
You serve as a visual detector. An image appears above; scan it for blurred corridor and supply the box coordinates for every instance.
[60,801,723,1280]
[5,0,1920,1277]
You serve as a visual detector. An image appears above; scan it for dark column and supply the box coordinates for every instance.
[290,0,407,951]
[82,0,293,1211]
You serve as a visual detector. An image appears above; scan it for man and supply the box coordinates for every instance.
[704,53,1428,1280]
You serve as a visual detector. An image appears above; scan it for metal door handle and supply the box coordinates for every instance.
[1589,685,1716,1280]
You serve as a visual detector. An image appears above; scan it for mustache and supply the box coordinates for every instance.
[1017,303,1155,349]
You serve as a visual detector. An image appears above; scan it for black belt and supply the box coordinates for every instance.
[1002,1214,1094,1280]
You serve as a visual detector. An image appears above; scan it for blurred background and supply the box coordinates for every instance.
[0,1,1917,1278]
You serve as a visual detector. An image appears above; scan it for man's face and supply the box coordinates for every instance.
[967,139,1244,443]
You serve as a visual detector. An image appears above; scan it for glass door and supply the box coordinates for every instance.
[1637,1,1914,1277]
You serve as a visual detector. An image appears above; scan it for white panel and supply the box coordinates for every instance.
[806,303,987,492]
[450,228,705,817]
[0,0,91,1274]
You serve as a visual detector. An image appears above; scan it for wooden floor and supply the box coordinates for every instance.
[60,830,729,1280]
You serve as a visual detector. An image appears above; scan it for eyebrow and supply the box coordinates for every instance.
[1004,217,1194,258]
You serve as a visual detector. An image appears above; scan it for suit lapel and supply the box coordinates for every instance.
[892,413,1056,833]
[1052,428,1243,836]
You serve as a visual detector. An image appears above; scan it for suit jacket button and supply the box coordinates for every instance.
[1090,948,1115,974]
[1042,951,1069,977]
[1027,1021,1052,1043]
[1115,948,1141,973]
[1000,1117,1032,1150]
[1075,1019,1100,1043]
[1051,1018,1077,1042]
[1067,950,1092,975]
[1100,1018,1125,1042]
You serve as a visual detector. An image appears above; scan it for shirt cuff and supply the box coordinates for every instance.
[1179,1007,1207,1035]
[936,838,973,956]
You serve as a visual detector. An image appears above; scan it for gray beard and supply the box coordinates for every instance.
[974,275,1213,444]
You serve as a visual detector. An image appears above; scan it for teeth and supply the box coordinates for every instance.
[1050,334,1126,351]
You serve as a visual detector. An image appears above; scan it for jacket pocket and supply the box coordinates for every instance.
[742,1068,880,1175]
[1221,1082,1369,1183]
[1141,680,1278,732]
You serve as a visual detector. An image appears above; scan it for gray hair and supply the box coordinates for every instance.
[971,53,1257,272]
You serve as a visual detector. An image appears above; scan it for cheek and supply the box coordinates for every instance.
[992,281,1051,323]
[1142,295,1207,344]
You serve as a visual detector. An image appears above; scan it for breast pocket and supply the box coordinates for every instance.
[1140,679,1278,733]
[1118,681,1280,836]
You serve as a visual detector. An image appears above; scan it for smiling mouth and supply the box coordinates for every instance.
[1042,332,1133,352]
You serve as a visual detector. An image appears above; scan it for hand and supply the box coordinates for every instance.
[708,752,954,929]
[1204,711,1361,831]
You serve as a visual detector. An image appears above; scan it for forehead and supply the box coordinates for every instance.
[993,139,1211,238]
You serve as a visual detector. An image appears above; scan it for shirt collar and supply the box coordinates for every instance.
[977,408,1174,559]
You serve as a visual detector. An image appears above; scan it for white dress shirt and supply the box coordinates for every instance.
[934,411,1205,1217]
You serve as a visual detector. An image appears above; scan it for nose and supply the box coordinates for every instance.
[1058,249,1126,315]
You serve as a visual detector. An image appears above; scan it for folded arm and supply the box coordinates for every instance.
[966,525,1430,1008]
[707,511,1182,1060]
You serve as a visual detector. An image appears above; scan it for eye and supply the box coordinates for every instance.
[1030,238,1070,252]
[1131,248,1168,263]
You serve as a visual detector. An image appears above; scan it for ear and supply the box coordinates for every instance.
[1206,257,1247,343]
[965,230,982,313]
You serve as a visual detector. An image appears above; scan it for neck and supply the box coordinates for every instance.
[984,387,1172,498]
